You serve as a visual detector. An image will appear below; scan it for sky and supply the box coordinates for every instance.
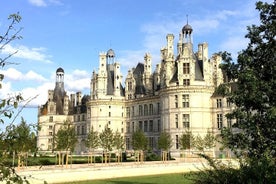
[0,0,270,127]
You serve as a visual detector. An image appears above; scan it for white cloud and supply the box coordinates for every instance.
[28,0,47,7]
[28,0,63,7]
[0,68,47,82]
[1,44,52,63]
[64,69,90,92]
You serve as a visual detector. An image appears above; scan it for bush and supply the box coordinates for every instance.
[38,158,52,165]
[146,152,161,161]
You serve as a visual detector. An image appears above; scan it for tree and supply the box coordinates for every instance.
[192,1,276,183]
[85,126,99,164]
[158,131,172,161]
[54,121,77,167]
[113,130,124,151]
[179,131,193,150]
[99,125,114,163]
[132,129,148,151]
[3,118,37,167]
[158,131,172,152]
[0,13,30,184]
[113,130,125,162]
[55,121,77,152]
[85,126,99,152]
[221,1,276,182]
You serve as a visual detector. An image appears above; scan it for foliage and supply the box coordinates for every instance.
[85,126,99,151]
[179,131,193,150]
[221,0,276,165]
[190,130,216,152]
[2,118,36,154]
[113,130,125,151]
[0,13,34,184]
[194,1,276,183]
[99,125,114,152]
[157,131,172,151]
[132,129,148,151]
[54,121,77,152]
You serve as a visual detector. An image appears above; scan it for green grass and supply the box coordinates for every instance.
[62,173,195,184]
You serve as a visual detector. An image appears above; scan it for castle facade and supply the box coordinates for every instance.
[37,23,231,157]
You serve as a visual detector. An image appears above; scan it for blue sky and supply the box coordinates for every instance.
[0,0,269,126]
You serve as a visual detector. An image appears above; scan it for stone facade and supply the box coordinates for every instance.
[37,23,231,157]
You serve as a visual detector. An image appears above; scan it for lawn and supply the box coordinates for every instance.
[62,173,195,184]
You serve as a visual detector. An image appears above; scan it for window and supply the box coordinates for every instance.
[149,137,154,149]
[126,137,130,150]
[139,105,143,116]
[226,98,231,107]
[49,116,53,122]
[81,125,85,135]
[149,120,153,132]
[183,114,190,128]
[49,132,53,136]
[132,106,135,117]
[183,63,190,74]
[144,121,148,132]
[82,114,85,121]
[157,120,161,132]
[77,126,80,135]
[175,95,178,108]
[139,121,143,130]
[144,104,148,116]
[109,112,111,117]
[176,135,179,149]
[227,118,232,128]
[48,125,53,130]
[157,103,161,114]
[149,104,153,115]
[126,107,130,118]
[132,122,135,132]
[175,114,179,128]
[182,94,189,108]
[183,79,190,86]
[127,82,132,91]
[217,99,222,108]
[126,122,130,133]
[217,114,223,129]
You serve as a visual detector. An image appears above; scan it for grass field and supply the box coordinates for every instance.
[62,173,195,184]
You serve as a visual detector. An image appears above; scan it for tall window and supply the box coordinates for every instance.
[157,119,161,132]
[149,120,153,132]
[217,114,223,129]
[183,79,190,86]
[175,114,179,128]
[81,125,85,135]
[126,122,130,133]
[176,135,179,149]
[144,104,148,116]
[183,63,190,74]
[127,82,132,91]
[227,118,232,128]
[157,103,160,114]
[182,94,189,108]
[149,137,154,149]
[217,99,222,108]
[226,98,231,107]
[175,95,178,108]
[183,114,190,128]
[149,104,153,115]
[139,121,143,130]
[126,137,130,150]
[49,116,53,122]
[132,106,135,117]
[132,122,135,132]
[126,107,130,118]
[139,105,143,116]
[144,121,148,132]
